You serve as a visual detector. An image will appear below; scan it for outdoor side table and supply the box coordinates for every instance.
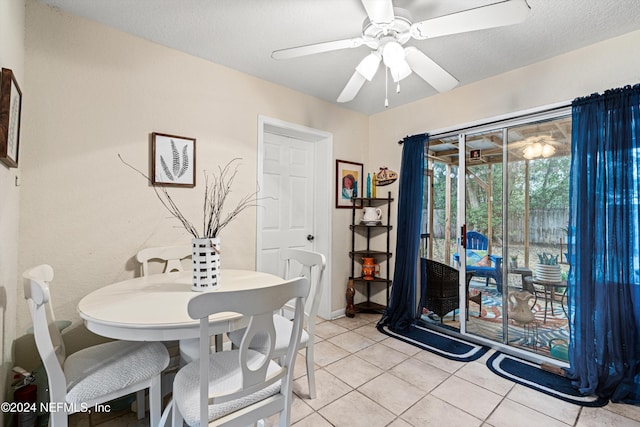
[531,277,567,323]
[509,267,533,291]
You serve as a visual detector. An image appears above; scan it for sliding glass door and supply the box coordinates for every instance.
[423,109,572,363]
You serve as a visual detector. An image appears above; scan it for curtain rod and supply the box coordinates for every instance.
[429,100,571,139]
[397,132,428,144]
[397,100,571,144]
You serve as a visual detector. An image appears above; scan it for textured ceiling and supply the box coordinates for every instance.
[37,0,640,115]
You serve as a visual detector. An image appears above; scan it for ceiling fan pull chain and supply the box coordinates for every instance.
[385,66,389,108]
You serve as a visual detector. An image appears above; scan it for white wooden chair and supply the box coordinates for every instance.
[228,249,326,398]
[136,245,192,276]
[23,265,169,427]
[165,276,309,427]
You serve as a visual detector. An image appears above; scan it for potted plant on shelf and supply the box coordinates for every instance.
[509,255,518,269]
[535,252,562,282]
[121,155,259,291]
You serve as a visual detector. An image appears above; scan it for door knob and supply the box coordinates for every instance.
[307,234,315,241]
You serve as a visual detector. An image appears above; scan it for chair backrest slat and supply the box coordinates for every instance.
[466,231,488,250]
[136,245,192,276]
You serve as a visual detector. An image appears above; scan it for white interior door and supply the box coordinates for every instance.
[260,132,315,276]
[257,116,333,319]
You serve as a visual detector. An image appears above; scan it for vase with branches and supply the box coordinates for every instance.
[120,155,259,291]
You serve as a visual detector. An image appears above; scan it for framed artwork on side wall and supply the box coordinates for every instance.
[336,159,363,208]
[151,132,196,187]
[0,68,22,168]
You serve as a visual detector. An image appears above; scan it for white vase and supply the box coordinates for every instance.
[535,263,562,282]
[192,237,221,292]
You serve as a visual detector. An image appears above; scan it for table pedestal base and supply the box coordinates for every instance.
[179,335,224,363]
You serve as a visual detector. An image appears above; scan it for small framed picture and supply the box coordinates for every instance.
[151,132,196,187]
[0,68,22,168]
[336,159,363,208]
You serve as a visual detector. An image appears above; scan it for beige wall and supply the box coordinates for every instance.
[0,0,25,412]
[18,1,369,333]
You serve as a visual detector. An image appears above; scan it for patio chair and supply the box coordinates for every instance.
[421,259,481,323]
[453,231,503,293]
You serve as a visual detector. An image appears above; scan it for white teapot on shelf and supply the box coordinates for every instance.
[362,207,382,222]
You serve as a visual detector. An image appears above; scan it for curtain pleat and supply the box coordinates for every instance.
[379,134,427,331]
[567,84,640,404]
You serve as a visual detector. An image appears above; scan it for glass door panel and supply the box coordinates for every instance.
[460,117,572,359]
[463,130,505,342]
[419,135,459,329]
[504,117,572,359]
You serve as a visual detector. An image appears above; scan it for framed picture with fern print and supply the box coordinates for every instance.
[151,132,196,187]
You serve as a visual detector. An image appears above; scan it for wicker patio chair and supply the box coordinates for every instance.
[423,259,481,323]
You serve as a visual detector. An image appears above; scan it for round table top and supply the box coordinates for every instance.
[77,269,285,341]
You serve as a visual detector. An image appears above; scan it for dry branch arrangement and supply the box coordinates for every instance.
[120,155,259,239]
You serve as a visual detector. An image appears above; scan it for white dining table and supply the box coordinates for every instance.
[77,269,285,361]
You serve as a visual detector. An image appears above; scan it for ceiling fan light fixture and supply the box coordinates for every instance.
[541,144,556,158]
[382,40,405,69]
[522,135,556,159]
[523,143,541,159]
[390,59,412,83]
[355,52,381,81]
[523,142,556,159]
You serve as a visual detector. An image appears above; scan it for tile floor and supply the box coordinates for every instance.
[70,313,640,426]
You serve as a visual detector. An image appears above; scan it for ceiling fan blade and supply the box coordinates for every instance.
[337,71,367,103]
[361,0,395,25]
[272,37,364,60]
[411,0,530,40]
[405,47,458,93]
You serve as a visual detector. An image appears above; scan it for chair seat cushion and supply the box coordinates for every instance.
[64,340,169,405]
[466,249,488,266]
[173,349,282,426]
[228,314,309,355]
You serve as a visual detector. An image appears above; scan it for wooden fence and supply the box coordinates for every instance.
[430,208,569,245]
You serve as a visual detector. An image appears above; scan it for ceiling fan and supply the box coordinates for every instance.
[272,0,531,104]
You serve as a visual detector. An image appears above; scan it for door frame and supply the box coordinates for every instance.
[257,115,333,320]
[457,133,468,334]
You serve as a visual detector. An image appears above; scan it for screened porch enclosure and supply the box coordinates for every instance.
[419,112,572,362]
